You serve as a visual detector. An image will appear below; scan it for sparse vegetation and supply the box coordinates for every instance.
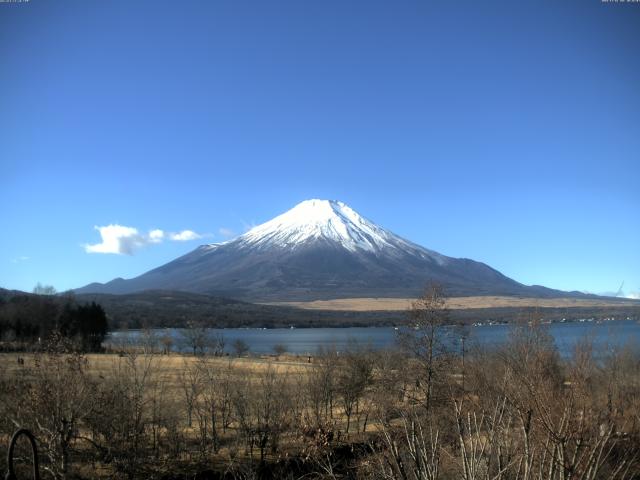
[232,338,250,357]
[273,343,287,357]
[0,287,639,479]
[0,321,638,479]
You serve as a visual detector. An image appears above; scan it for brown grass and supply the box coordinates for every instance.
[263,295,639,311]
[0,352,314,392]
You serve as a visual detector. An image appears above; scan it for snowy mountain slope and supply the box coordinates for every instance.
[238,199,443,258]
[76,199,575,301]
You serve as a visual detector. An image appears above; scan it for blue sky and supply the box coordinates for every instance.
[1,0,639,297]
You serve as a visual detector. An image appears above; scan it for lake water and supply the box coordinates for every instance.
[107,319,640,357]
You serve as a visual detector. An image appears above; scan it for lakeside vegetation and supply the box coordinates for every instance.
[1,285,639,479]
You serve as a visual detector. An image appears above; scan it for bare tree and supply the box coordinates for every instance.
[336,345,374,434]
[86,349,159,479]
[159,332,174,354]
[6,335,94,480]
[179,359,201,428]
[306,346,339,426]
[372,349,410,425]
[273,343,287,358]
[193,357,233,454]
[378,411,441,480]
[400,282,450,412]
[232,366,292,462]
[210,332,225,356]
[180,321,209,356]
[233,338,250,357]
[33,282,57,295]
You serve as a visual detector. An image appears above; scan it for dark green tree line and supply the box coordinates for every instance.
[0,289,108,351]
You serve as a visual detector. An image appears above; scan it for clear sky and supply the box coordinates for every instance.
[1,0,638,297]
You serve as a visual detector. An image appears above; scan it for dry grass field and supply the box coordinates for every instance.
[265,295,640,311]
[0,351,326,479]
[1,327,639,480]
[0,351,315,385]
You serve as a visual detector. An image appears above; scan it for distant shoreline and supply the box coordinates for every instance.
[107,317,640,333]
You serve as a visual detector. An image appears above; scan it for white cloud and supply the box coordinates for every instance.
[626,291,640,300]
[85,225,148,255]
[218,227,236,239]
[169,230,202,241]
[149,229,165,243]
[85,225,203,255]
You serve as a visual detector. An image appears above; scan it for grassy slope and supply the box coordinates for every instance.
[264,295,640,311]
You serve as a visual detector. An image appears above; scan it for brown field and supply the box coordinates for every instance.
[0,351,334,478]
[264,295,640,311]
[0,351,314,384]
[2,333,639,479]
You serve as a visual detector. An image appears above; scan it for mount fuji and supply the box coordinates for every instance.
[77,199,572,301]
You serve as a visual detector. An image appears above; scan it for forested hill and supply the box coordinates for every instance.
[0,288,108,350]
[66,290,640,329]
[2,288,638,333]
[74,290,397,328]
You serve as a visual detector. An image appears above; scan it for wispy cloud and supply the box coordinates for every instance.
[84,224,204,255]
[169,230,202,241]
[10,256,30,264]
[241,219,257,233]
[596,290,640,300]
[218,227,236,239]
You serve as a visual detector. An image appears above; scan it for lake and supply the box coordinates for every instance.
[107,319,640,357]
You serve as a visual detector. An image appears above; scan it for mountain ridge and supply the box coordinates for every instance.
[76,199,588,301]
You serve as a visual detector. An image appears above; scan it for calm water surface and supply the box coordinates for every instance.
[107,320,640,357]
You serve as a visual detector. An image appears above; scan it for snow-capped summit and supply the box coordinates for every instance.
[238,199,428,254]
[76,199,568,301]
